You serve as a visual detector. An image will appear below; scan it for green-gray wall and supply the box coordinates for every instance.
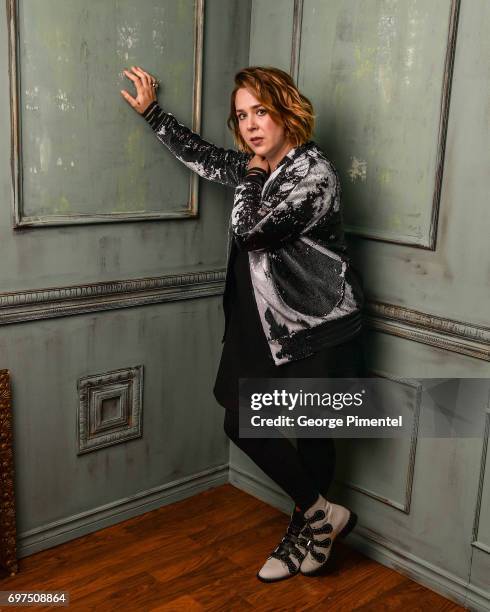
[0,0,251,554]
[230,1,490,610]
[1,1,489,609]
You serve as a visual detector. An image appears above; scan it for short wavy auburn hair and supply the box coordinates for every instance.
[226,66,315,153]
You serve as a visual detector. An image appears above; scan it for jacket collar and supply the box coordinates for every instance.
[263,140,315,194]
[273,140,315,173]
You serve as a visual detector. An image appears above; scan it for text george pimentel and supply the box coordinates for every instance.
[248,390,403,428]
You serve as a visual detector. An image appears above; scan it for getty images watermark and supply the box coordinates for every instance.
[238,377,490,438]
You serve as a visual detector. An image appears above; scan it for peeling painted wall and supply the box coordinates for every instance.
[19,0,196,218]
[238,0,490,605]
[0,0,252,555]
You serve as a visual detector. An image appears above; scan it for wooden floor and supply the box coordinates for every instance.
[0,484,464,611]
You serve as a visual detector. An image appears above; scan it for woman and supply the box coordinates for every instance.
[121,65,366,583]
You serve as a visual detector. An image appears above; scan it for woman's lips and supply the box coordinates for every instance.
[251,138,263,145]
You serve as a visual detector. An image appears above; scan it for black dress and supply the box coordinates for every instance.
[213,239,367,413]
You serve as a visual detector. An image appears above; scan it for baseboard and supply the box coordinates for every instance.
[229,466,489,612]
[229,464,293,515]
[346,529,489,612]
[17,461,489,612]
[18,463,229,558]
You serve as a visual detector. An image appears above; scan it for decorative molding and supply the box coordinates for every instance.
[290,0,304,83]
[0,273,489,364]
[229,464,291,514]
[292,0,460,249]
[0,269,226,325]
[427,0,461,252]
[18,463,228,558]
[7,0,205,227]
[365,299,490,362]
[77,366,144,454]
[345,0,460,249]
[336,369,422,514]
[346,528,489,612]
[472,408,490,554]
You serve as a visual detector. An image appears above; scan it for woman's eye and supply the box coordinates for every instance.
[257,108,266,115]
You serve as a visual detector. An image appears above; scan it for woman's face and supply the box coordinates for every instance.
[235,87,292,162]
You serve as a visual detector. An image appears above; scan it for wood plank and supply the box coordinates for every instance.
[0,485,464,611]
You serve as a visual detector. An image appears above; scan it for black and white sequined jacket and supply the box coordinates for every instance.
[143,102,365,366]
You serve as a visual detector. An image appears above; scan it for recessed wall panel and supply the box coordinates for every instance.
[299,0,457,246]
[12,0,203,225]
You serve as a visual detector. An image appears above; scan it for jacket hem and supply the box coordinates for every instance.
[270,309,364,365]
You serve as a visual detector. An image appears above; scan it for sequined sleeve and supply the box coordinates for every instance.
[232,156,338,252]
[142,101,252,188]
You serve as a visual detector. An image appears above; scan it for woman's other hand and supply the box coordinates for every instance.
[247,154,270,174]
[120,66,159,115]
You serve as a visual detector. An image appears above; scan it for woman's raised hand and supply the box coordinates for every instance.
[120,66,159,115]
[247,154,270,174]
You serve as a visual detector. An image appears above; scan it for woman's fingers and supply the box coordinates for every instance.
[123,69,144,96]
[134,66,156,86]
[120,89,139,109]
[132,66,150,87]
[131,66,146,82]
[121,66,157,114]
[123,68,139,83]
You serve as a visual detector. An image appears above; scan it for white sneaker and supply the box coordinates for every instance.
[257,508,307,583]
[299,495,357,576]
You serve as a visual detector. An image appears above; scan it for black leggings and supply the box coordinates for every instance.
[224,409,335,513]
